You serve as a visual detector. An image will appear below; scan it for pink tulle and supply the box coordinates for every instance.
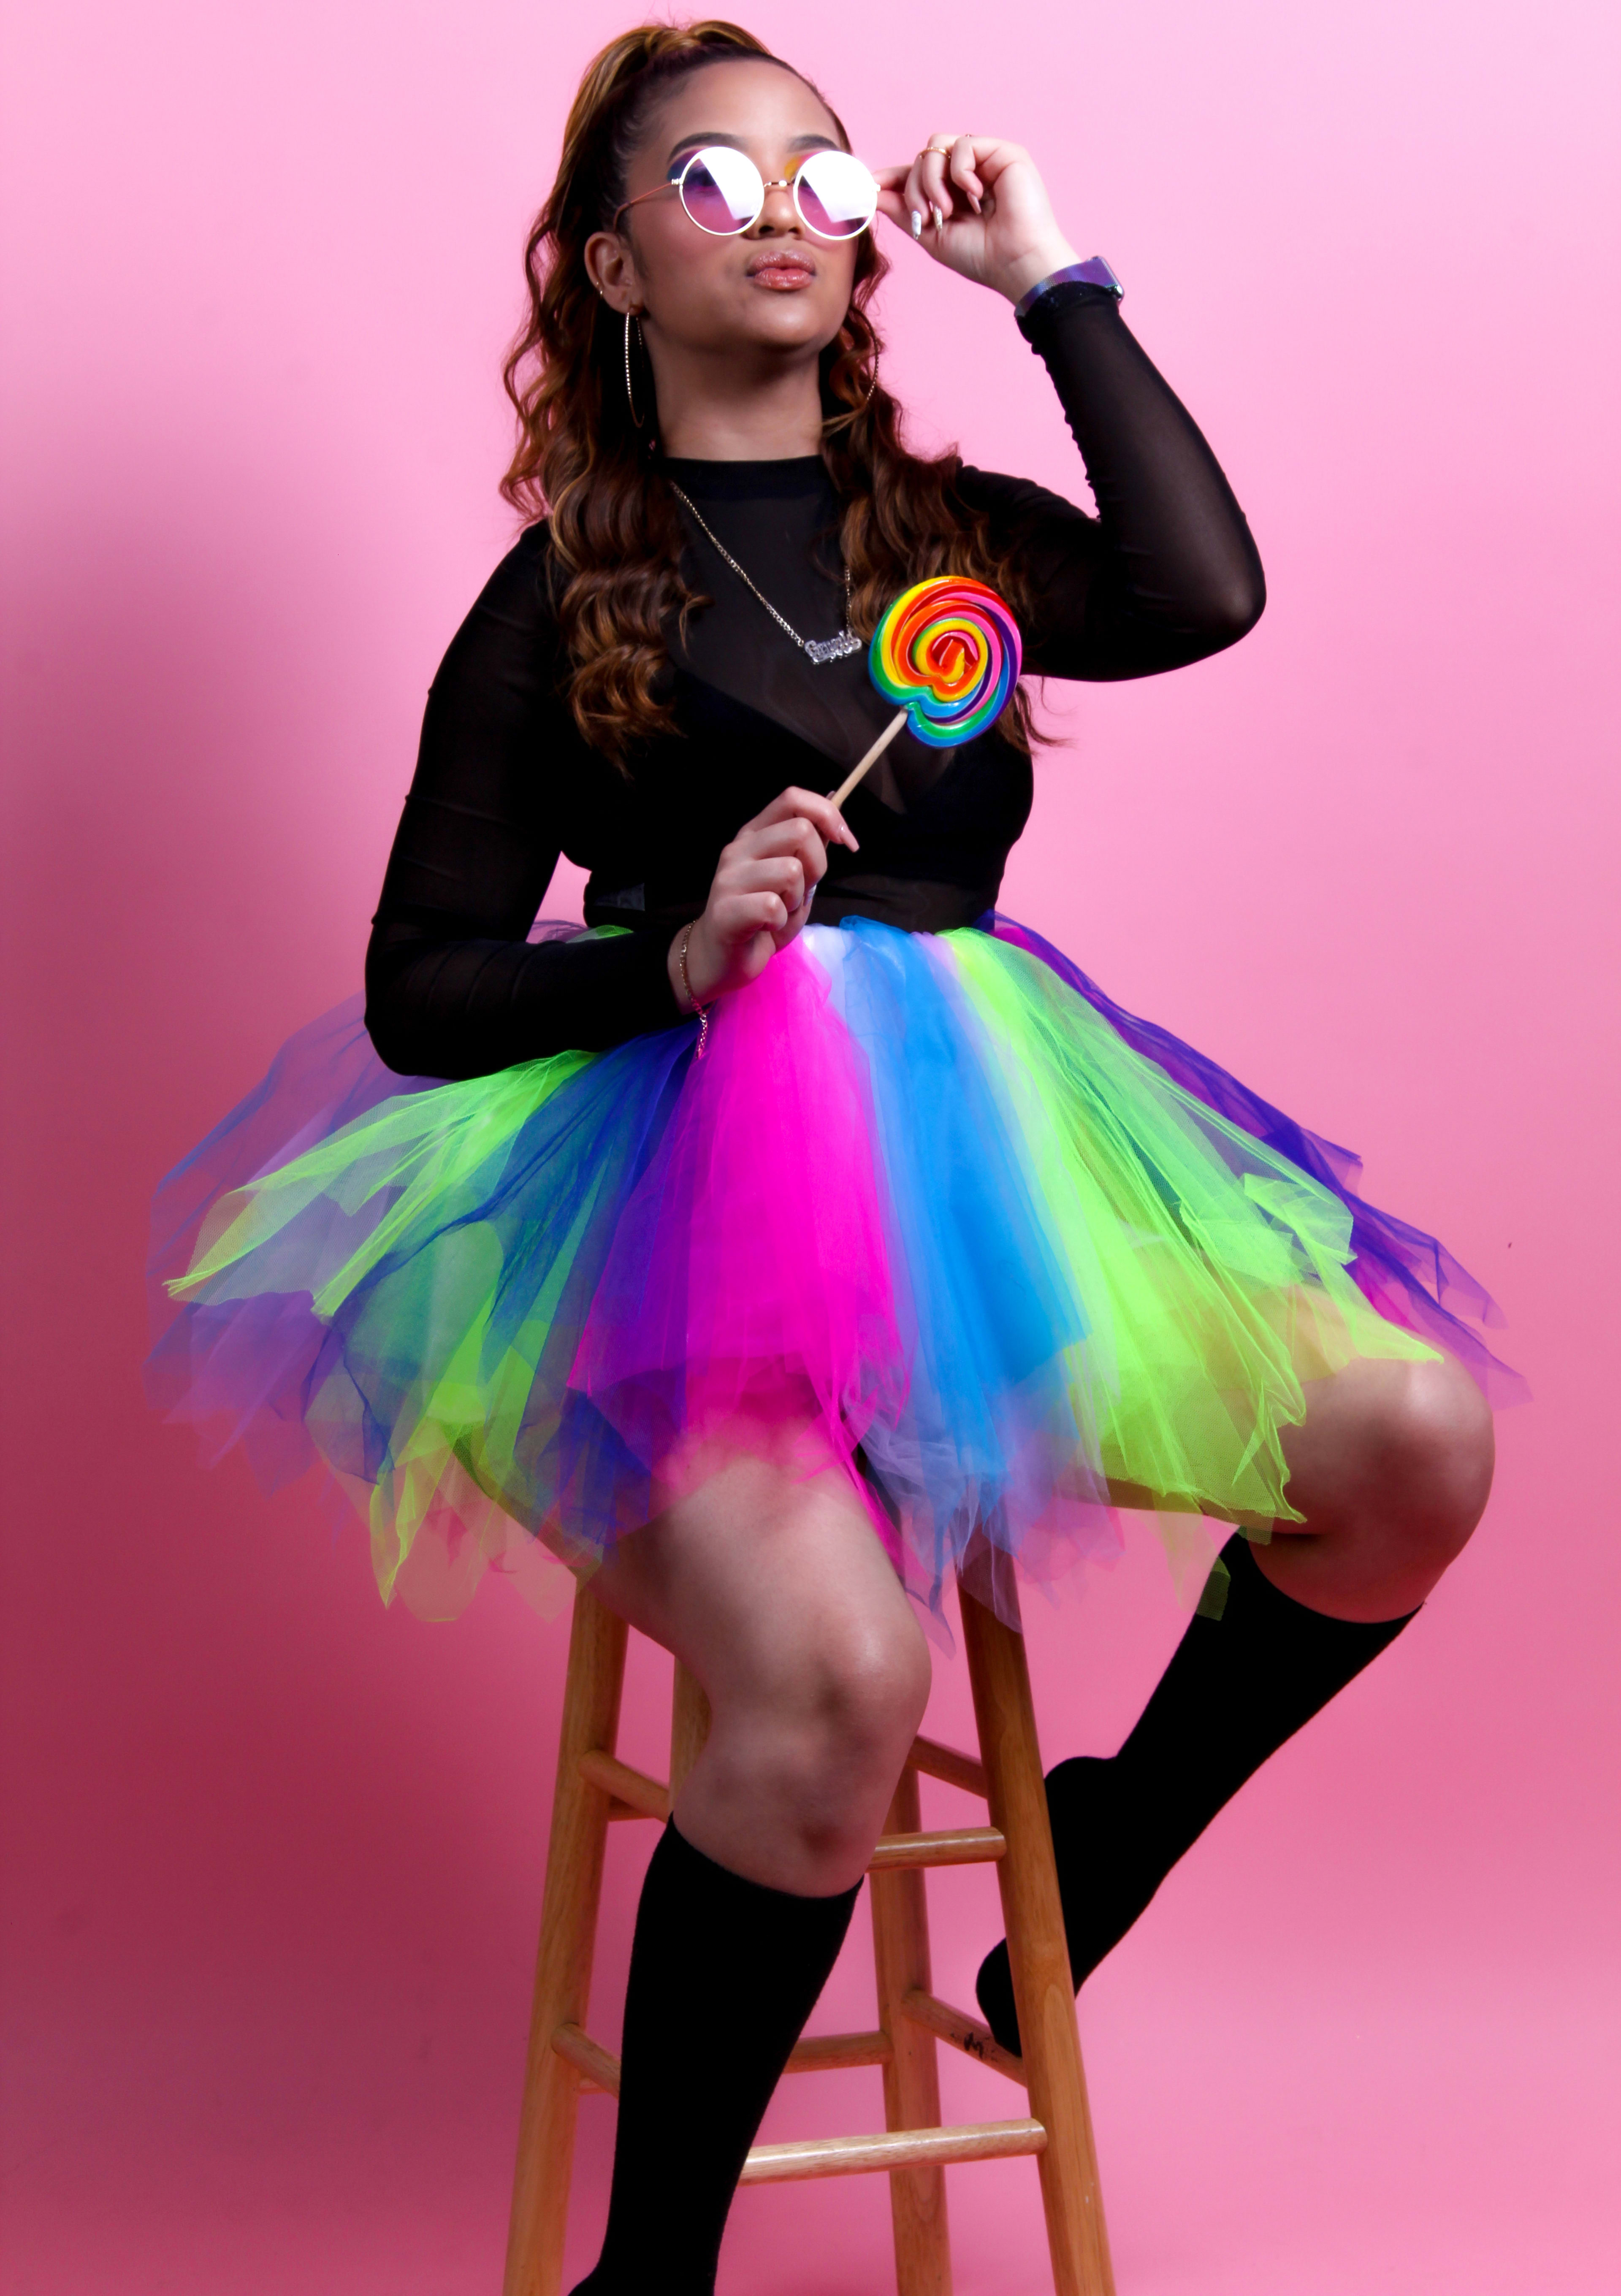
[570,940,911,1539]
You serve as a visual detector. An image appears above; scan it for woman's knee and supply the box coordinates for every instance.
[781,1597,930,1780]
[721,1594,930,1838]
[602,1458,932,1886]
[1370,1356,1495,1558]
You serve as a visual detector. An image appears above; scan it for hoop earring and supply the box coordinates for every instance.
[623,310,646,430]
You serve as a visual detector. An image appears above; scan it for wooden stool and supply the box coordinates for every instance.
[503,1573,1116,2296]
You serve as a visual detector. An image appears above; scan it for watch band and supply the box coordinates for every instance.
[1013,255,1124,322]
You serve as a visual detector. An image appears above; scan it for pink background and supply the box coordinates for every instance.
[3,2,1618,2289]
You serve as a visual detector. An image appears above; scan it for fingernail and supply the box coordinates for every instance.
[930,203,944,231]
[968,192,982,214]
[909,209,923,240]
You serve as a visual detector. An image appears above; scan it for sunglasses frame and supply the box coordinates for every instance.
[612,144,878,241]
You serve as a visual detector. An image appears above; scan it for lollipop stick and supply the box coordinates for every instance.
[829,707,907,811]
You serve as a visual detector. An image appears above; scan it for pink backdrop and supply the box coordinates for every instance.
[3,2,1617,2289]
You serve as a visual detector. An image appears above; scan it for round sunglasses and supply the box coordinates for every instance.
[613,145,879,242]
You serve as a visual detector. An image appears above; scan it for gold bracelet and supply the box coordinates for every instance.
[678,923,711,1061]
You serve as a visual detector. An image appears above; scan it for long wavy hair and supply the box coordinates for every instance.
[503,21,1041,769]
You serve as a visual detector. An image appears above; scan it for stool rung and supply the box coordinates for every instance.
[578,1749,669,1820]
[867,1825,1005,1870]
[900,1987,1026,2085]
[907,1733,989,1799]
[553,2022,895,2100]
[787,2027,894,2073]
[739,2117,1046,2185]
[551,2023,621,2096]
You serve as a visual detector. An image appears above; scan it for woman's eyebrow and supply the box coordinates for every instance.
[664,129,840,165]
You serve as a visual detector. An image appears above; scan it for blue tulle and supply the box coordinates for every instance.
[819,922,1108,1606]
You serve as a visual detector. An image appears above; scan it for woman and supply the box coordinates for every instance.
[148,22,1517,2291]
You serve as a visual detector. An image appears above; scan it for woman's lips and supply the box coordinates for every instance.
[748,255,816,290]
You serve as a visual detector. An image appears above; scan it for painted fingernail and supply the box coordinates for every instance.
[910,209,923,240]
[931,202,945,231]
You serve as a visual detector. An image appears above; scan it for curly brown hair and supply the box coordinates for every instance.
[502,20,1041,768]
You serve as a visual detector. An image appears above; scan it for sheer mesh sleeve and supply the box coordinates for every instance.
[363,528,679,1079]
[962,282,1266,678]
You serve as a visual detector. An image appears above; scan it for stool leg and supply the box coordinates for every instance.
[960,1578,1115,2296]
[504,1584,630,2296]
[871,1763,953,2296]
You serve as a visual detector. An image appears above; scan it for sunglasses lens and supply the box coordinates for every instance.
[679,146,764,233]
[794,150,878,239]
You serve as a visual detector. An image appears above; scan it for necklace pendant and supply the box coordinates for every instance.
[804,629,863,665]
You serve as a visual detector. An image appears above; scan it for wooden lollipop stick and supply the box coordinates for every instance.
[829,707,908,811]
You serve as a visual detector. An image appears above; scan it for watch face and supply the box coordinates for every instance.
[1073,256,1123,295]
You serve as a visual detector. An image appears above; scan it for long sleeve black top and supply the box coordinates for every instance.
[365,284,1264,1081]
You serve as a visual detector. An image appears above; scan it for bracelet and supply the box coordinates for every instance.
[1012,255,1124,323]
[678,923,712,1061]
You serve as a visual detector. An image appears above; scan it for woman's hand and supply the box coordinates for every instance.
[874,135,1079,308]
[669,788,859,1012]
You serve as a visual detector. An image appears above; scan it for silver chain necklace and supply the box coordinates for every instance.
[667,482,863,666]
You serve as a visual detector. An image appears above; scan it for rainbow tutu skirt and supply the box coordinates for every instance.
[146,916,1521,1625]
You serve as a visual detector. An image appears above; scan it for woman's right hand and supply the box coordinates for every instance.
[669,788,859,1011]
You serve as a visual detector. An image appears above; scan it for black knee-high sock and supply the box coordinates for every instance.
[976,1532,1418,2054]
[570,1819,860,2296]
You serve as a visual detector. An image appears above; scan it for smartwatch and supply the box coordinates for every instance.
[1013,256,1124,323]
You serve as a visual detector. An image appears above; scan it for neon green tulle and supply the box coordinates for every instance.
[945,927,1436,1532]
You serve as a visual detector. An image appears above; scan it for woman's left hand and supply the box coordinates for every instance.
[874,135,1080,307]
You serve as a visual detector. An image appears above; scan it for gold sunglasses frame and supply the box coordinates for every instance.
[611,146,878,241]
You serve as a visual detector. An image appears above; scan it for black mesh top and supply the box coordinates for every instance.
[365,284,1265,1080]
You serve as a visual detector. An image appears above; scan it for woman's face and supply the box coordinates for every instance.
[593,58,861,365]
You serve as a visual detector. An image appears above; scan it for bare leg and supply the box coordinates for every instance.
[568,1452,932,2296]
[1261,1352,1496,1620]
[589,1449,932,1894]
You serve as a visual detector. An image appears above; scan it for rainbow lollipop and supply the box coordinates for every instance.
[829,576,1023,810]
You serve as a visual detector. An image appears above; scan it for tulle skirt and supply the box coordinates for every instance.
[146,916,1522,1627]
